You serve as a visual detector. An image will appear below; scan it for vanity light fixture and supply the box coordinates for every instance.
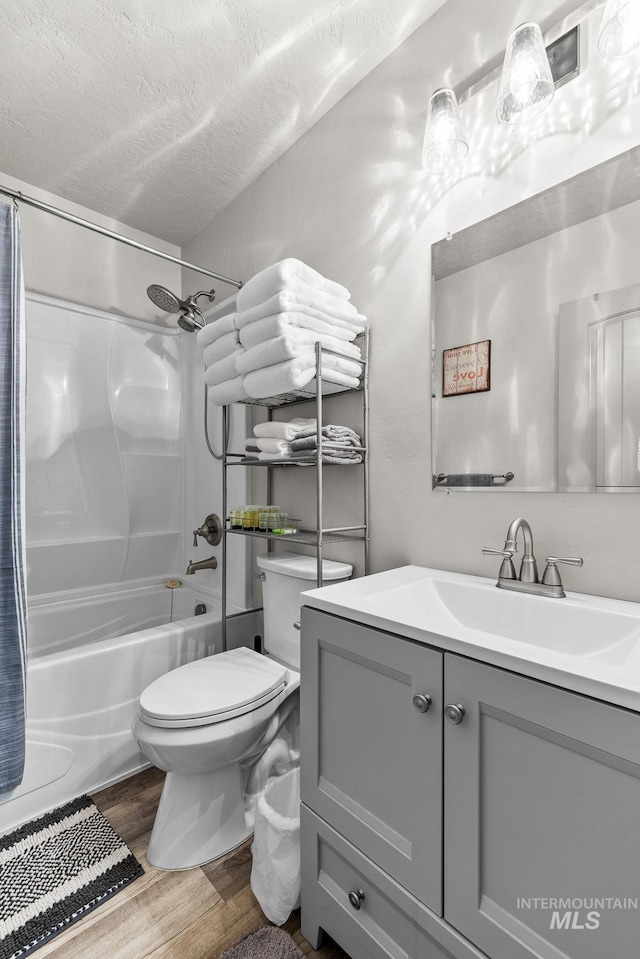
[598,0,640,57]
[496,22,556,123]
[421,88,469,172]
[423,21,580,172]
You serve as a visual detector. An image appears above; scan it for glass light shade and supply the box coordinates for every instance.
[496,22,555,124]
[598,0,640,57]
[421,88,469,173]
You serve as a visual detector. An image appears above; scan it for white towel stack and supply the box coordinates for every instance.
[197,259,368,405]
[244,418,316,460]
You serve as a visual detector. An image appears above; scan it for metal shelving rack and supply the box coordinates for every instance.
[221,330,369,648]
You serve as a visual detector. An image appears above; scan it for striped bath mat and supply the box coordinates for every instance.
[0,795,143,959]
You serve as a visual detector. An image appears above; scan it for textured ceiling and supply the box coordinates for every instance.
[0,0,446,244]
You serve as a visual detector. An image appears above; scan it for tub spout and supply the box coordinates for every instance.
[186,555,217,574]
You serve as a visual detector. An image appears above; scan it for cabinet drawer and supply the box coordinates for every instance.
[301,804,456,959]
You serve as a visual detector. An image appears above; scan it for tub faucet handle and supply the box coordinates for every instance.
[192,513,222,547]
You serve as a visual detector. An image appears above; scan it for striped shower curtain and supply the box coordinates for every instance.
[0,202,27,792]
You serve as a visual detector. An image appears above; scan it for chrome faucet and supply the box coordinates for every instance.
[186,555,218,575]
[503,517,539,583]
[483,517,583,598]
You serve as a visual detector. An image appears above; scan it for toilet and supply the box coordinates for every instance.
[133,551,352,870]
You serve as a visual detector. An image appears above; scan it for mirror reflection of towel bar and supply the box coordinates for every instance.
[435,471,514,487]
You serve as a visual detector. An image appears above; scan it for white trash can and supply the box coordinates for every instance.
[250,766,301,925]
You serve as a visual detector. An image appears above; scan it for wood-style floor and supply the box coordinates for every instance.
[37,767,350,959]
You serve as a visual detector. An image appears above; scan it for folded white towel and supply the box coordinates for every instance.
[249,437,292,455]
[236,331,362,376]
[203,350,243,386]
[257,450,292,460]
[196,313,238,347]
[239,312,357,350]
[253,418,316,440]
[237,294,364,334]
[236,259,350,312]
[236,284,360,328]
[244,353,361,399]
[203,330,242,364]
[205,375,249,406]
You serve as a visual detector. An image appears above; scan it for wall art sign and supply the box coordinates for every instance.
[443,339,491,397]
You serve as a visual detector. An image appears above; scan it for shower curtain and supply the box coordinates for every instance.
[0,202,27,792]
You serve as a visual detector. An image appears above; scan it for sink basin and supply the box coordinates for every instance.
[330,567,640,664]
[430,577,639,656]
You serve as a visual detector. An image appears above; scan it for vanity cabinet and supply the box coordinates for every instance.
[300,607,640,959]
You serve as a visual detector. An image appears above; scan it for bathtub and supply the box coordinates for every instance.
[0,577,248,835]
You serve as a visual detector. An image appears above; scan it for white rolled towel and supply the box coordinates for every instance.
[236,284,360,328]
[236,332,362,376]
[195,313,238,347]
[205,375,249,406]
[236,259,350,312]
[244,353,361,399]
[253,418,315,440]
[203,350,243,386]
[239,312,357,349]
[203,330,242,364]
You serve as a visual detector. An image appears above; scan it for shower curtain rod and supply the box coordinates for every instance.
[0,183,243,289]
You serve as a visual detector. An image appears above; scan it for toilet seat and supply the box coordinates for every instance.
[139,647,289,729]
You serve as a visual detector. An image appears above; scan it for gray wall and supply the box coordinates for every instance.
[183,0,640,603]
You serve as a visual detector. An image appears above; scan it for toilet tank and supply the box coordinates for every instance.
[256,551,352,669]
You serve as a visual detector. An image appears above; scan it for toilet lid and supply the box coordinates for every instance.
[139,647,289,728]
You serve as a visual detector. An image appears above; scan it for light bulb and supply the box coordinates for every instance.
[497,22,555,124]
[421,88,469,173]
[599,0,640,57]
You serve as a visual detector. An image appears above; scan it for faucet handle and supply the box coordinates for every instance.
[542,556,584,587]
[482,547,516,581]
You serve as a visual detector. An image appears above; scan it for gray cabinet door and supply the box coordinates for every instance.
[301,607,443,914]
[444,652,640,959]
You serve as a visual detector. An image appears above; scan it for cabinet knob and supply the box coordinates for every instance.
[412,693,432,713]
[348,888,365,910]
[445,703,465,725]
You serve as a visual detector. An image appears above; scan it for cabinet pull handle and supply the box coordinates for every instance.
[445,703,465,725]
[348,888,365,910]
[293,622,301,630]
[412,693,432,713]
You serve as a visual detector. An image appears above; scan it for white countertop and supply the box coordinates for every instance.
[301,565,640,713]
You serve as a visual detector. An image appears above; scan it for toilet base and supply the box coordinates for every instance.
[147,764,251,870]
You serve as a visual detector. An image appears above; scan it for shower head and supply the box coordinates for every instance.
[147,284,183,314]
[177,311,204,333]
[147,284,216,333]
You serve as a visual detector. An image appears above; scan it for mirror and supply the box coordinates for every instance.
[431,144,640,492]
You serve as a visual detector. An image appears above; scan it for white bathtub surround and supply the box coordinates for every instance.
[25,295,184,596]
[0,577,252,837]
